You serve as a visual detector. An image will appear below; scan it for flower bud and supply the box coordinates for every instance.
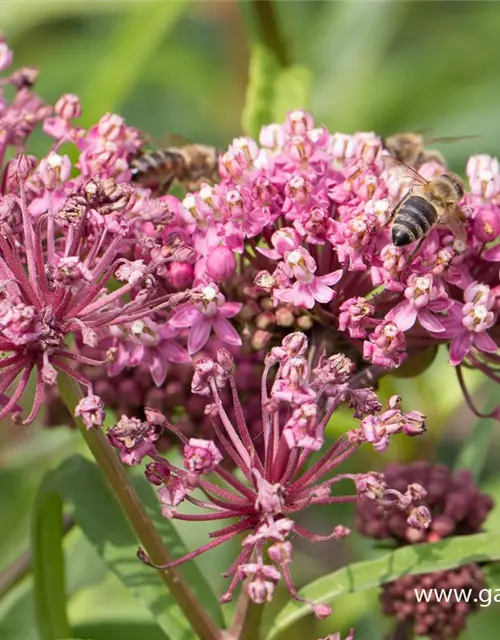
[166,261,194,289]
[13,154,36,180]
[206,246,237,281]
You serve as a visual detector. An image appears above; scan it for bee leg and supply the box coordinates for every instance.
[398,237,426,283]
[408,236,426,263]
[155,176,175,196]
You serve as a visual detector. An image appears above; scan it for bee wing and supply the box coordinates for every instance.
[381,154,429,188]
[430,134,479,144]
[441,205,468,242]
[141,132,194,150]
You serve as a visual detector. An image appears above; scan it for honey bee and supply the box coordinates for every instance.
[383,132,445,168]
[382,155,467,247]
[383,132,477,169]
[130,136,219,194]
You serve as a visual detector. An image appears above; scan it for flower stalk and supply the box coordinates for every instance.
[57,372,222,640]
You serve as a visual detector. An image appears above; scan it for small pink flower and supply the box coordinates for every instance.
[170,283,242,354]
[74,393,105,429]
[439,283,498,365]
[275,247,342,309]
[363,322,407,369]
[283,404,323,451]
[389,274,451,333]
[183,438,223,474]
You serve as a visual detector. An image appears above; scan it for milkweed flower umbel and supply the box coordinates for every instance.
[108,333,428,614]
[0,162,194,423]
[157,110,500,419]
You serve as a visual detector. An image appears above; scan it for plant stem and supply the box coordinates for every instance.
[228,588,264,640]
[239,0,290,67]
[58,373,222,640]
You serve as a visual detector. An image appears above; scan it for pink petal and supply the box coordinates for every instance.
[150,355,168,387]
[129,344,146,366]
[159,340,190,363]
[484,245,500,262]
[449,331,473,365]
[219,302,243,318]
[418,308,445,333]
[310,281,334,304]
[392,302,417,332]
[188,317,212,354]
[473,332,498,354]
[317,269,343,286]
[212,314,242,346]
[256,247,280,260]
[428,298,452,312]
[170,306,200,328]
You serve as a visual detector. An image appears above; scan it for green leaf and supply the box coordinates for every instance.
[242,43,279,139]
[80,1,189,126]
[32,487,70,640]
[43,454,223,640]
[453,387,498,480]
[266,531,500,639]
[271,64,313,123]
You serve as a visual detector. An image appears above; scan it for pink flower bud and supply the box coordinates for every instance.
[13,154,36,180]
[206,246,237,281]
[473,206,500,242]
[313,603,333,619]
[184,438,223,474]
[55,93,82,120]
[166,261,194,289]
[216,348,234,373]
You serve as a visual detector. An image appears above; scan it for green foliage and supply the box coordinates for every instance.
[36,454,224,640]
[453,389,498,480]
[79,1,189,127]
[272,64,313,122]
[32,488,70,640]
[267,531,500,639]
[241,43,280,139]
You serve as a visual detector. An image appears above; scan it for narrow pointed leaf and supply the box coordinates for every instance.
[242,43,279,139]
[32,488,70,640]
[272,64,313,122]
[266,531,500,639]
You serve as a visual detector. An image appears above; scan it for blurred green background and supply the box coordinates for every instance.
[1,1,500,639]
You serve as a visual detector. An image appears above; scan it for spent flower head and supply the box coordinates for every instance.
[108,333,427,615]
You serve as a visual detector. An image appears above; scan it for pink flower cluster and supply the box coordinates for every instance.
[108,333,429,614]
[135,110,499,417]
[0,40,196,423]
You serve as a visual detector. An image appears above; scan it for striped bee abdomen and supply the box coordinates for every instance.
[391,195,437,246]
